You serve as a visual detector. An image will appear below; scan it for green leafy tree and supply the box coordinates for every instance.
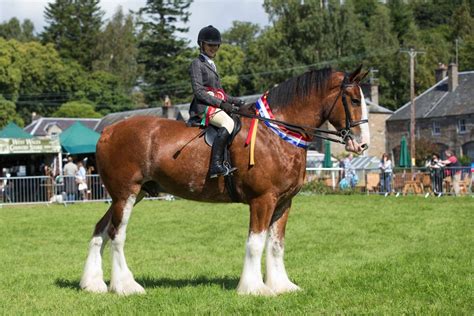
[53,100,102,118]
[214,45,245,96]
[138,0,193,104]
[222,21,261,51]
[77,71,133,115]
[0,18,36,42]
[93,7,142,91]
[42,0,104,69]
[0,97,24,128]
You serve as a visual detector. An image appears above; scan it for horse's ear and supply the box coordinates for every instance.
[355,70,369,83]
[348,64,363,82]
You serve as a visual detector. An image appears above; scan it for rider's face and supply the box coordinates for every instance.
[202,42,220,59]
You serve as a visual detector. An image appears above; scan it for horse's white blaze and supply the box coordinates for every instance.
[359,87,370,147]
[265,225,300,293]
[80,233,109,293]
[237,231,274,296]
[109,194,145,295]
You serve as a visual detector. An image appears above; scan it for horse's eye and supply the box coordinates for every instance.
[351,98,361,105]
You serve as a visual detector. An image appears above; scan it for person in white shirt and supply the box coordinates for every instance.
[379,153,392,194]
[63,156,78,201]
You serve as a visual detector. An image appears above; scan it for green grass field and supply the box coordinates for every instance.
[0,195,472,314]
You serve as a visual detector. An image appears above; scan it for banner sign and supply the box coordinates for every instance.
[0,138,61,154]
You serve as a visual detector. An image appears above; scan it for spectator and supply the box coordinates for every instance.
[76,161,88,200]
[63,156,78,201]
[426,153,444,196]
[343,153,358,189]
[379,153,392,195]
[441,150,461,196]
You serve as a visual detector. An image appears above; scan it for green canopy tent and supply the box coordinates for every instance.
[0,122,33,139]
[323,140,333,168]
[399,136,411,168]
[60,122,100,154]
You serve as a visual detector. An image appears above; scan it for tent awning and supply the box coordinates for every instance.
[59,121,100,154]
[0,122,33,139]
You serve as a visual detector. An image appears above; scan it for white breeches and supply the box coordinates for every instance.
[209,109,234,134]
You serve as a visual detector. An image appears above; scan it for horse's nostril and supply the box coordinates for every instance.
[361,143,368,150]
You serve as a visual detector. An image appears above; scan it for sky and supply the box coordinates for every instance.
[0,0,269,45]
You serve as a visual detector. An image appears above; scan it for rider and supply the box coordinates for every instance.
[189,25,244,178]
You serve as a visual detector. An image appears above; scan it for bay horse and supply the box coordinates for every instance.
[80,66,370,296]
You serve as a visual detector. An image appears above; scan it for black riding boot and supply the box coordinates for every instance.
[209,127,237,178]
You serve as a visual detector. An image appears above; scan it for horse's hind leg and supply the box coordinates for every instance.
[108,193,145,295]
[80,208,113,293]
[265,199,300,294]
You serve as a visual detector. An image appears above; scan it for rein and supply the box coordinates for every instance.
[237,78,368,145]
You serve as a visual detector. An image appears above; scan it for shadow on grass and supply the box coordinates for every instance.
[55,276,239,291]
[55,278,81,291]
[136,275,239,291]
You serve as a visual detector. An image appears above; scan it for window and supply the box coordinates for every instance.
[458,119,466,134]
[432,121,441,135]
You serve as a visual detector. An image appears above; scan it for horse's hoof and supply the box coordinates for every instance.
[80,279,108,293]
[109,280,146,296]
[266,281,301,294]
[236,283,275,296]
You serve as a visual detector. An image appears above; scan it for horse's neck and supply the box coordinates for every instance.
[271,94,325,128]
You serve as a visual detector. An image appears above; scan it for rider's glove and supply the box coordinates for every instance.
[220,101,237,113]
[234,99,245,107]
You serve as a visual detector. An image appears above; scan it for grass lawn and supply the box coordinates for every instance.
[0,195,472,314]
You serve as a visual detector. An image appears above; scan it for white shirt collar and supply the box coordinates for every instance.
[200,53,216,71]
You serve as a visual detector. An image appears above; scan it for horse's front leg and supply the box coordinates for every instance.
[237,194,275,296]
[265,199,301,294]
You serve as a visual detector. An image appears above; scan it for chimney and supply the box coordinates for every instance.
[369,82,379,105]
[435,63,447,83]
[162,96,176,119]
[448,63,458,92]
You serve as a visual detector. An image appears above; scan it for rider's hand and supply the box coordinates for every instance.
[234,99,245,107]
[220,101,236,113]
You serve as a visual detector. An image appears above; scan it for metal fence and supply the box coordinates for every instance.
[305,166,472,196]
[0,167,472,206]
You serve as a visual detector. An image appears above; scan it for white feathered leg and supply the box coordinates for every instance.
[108,195,145,295]
[265,224,300,294]
[236,231,274,296]
[80,231,109,293]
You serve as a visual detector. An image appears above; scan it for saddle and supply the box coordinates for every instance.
[186,114,241,147]
[186,114,242,202]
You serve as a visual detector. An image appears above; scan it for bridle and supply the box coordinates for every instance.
[317,75,369,144]
[237,75,369,145]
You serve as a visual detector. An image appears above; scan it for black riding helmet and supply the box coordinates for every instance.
[197,25,221,46]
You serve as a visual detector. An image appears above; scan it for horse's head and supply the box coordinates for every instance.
[325,65,370,154]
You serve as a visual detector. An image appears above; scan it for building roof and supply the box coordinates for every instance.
[366,100,393,114]
[388,71,474,121]
[24,117,101,136]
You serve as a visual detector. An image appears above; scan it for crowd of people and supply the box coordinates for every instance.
[335,149,466,196]
[62,156,89,201]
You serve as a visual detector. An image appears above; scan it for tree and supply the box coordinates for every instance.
[93,7,142,91]
[214,45,245,96]
[42,0,104,69]
[222,21,261,51]
[0,18,36,42]
[53,100,102,118]
[0,97,24,128]
[77,71,133,115]
[137,0,193,104]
